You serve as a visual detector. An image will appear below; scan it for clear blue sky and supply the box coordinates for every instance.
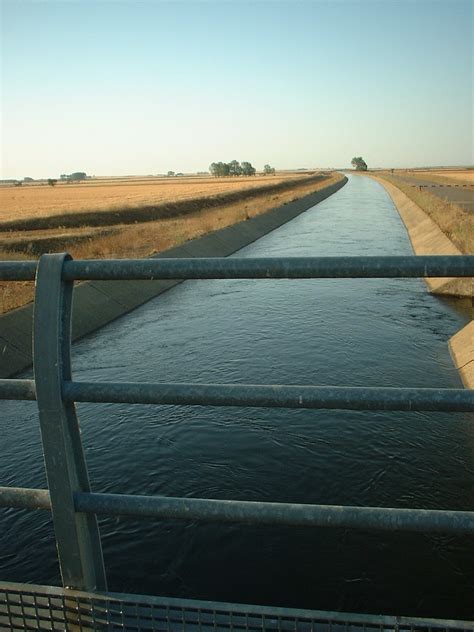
[1,0,472,178]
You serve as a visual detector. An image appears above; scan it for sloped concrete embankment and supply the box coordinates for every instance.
[372,175,473,389]
[0,176,347,378]
[448,321,474,390]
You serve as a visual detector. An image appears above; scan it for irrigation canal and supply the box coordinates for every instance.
[1,175,473,619]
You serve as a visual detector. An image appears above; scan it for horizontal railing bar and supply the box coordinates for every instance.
[0,487,51,510]
[2,256,474,281]
[3,379,472,412]
[0,379,36,400]
[64,381,474,412]
[64,255,474,280]
[75,492,474,534]
[0,260,38,281]
[1,487,473,534]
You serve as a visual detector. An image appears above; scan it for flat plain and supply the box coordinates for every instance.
[425,170,474,183]
[0,171,342,313]
[0,174,309,223]
[393,169,473,186]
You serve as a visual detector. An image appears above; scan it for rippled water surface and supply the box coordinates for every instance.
[1,175,473,618]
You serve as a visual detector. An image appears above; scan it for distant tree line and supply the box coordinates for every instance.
[351,157,367,171]
[4,177,33,186]
[60,172,88,182]
[209,160,256,177]
[3,174,90,187]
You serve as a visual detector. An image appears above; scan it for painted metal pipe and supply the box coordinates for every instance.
[63,381,474,412]
[2,255,474,281]
[3,379,473,412]
[1,486,473,534]
[0,379,36,400]
[74,492,474,534]
[0,487,51,510]
[2,378,472,411]
[0,260,37,281]
[63,255,474,280]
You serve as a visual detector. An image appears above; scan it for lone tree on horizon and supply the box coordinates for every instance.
[351,157,368,171]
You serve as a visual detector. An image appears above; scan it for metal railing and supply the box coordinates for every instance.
[1,253,473,627]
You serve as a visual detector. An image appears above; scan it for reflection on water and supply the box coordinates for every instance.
[1,175,472,618]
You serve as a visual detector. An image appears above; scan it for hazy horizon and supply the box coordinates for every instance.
[1,0,472,180]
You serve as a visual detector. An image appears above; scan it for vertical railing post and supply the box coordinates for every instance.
[33,253,107,591]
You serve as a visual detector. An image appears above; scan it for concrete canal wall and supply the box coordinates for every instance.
[448,321,474,390]
[0,176,347,378]
[371,175,473,389]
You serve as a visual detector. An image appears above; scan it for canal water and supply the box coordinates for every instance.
[1,175,473,618]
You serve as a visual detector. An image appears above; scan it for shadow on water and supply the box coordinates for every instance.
[1,175,472,618]
[435,293,472,321]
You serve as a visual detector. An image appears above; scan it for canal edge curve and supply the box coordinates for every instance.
[0,176,348,379]
[448,321,474,389]
[368,174,473,389]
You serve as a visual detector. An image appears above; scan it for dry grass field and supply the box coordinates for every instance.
[0,171,343,313]
[0,174,309,223]
[421,169,474,183]
[392,169,473,186]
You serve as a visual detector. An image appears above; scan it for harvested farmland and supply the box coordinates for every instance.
[390,169,474,186]
[0,171,344,313]
[0,174,312,228]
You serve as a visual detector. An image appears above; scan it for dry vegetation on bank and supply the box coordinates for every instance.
[0,171,343,313]
[376,172,473,256]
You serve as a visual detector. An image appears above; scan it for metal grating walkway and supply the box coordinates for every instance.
[1,582,473,632]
